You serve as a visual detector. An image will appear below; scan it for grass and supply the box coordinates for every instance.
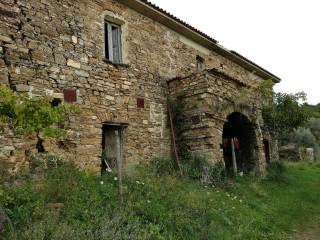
[0,160,320,239]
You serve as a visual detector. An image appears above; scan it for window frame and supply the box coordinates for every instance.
[105,21,122,64]
[196,55,205,71]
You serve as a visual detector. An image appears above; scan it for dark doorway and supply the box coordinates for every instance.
[263,139,271,164]
[222,112,257,174]
[101,124,126,175]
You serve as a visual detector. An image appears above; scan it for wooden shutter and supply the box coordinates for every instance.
[104,22,110,60]
[107,23,113,61]
[63,89,77,102]
[112,25,121,64]
[105,21,122,64]
[137,98,145,108]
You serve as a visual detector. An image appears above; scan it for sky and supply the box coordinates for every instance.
[149,0,320,105]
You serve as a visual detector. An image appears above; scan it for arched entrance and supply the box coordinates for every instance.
[222,112,257,174]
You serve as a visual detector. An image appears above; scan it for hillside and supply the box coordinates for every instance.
[0,159,319,240]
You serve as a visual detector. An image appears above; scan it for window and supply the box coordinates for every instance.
[196,55,205,71]
[105,21,122,64]
[51,98,62,107]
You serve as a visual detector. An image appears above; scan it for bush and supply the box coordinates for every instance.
[183,155,226,186]
[1,159,320,239]
[290,127,317,148]
[0,208,4,233]
[30,154,64,171]
[151,157,176,176]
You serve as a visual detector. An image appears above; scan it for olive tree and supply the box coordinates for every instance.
[259,80,310,139]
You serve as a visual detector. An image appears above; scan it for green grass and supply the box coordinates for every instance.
[0,161,320,239]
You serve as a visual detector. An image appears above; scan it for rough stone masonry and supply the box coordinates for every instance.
[0,0,280,175]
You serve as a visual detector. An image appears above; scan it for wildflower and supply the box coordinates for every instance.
[114,177,118,181]
[147,200,151,203]
[136,180,140,185]
[100,181,104,185]
[239,199,243,203]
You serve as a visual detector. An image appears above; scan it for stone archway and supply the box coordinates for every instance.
[222,112,257,173]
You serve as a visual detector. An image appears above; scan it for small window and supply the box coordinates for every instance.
[196,55,205,71]
[105,21,122,64]
[51,98,62,107]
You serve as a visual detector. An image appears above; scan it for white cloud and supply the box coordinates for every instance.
[149,0,320,104]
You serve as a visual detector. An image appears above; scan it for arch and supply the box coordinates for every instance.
[222,112,257,174]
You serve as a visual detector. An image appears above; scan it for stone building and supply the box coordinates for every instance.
[0,0,280,175]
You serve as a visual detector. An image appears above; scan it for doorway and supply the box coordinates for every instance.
[263,139,271,164]
[222,112,257,174]
[101,124,126,174]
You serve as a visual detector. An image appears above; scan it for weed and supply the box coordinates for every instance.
[1,161,320,240]
[266,161,288,182]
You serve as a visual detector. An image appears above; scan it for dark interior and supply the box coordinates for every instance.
[222,112,257,173]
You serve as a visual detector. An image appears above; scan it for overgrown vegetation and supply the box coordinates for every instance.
[1,160,320,239]
[168,95,226,185]
[259,80,310,139]
[0,84,78,150]
[257,80,320,160]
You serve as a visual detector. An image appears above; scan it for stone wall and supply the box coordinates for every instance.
[0,127,36,176]
[0,0,270,175]
[168,69,268,174]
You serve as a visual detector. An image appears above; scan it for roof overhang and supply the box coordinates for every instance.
[117,0,281,83]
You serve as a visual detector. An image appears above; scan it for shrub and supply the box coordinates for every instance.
[151,157,176,176]
[30,154,64,171]
[183,155,226,186]
[0,208,4,233]
[290,127,317,148]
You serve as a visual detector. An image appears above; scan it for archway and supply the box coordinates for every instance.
[222,112,257,174]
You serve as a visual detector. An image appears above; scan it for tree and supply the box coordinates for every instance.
[290,127,317,148]
[0,84,78,151]
[259,80,310,139]
[306,118,320,142]
[303,103,320,118]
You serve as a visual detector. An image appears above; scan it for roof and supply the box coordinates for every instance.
[118,0,281,82]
